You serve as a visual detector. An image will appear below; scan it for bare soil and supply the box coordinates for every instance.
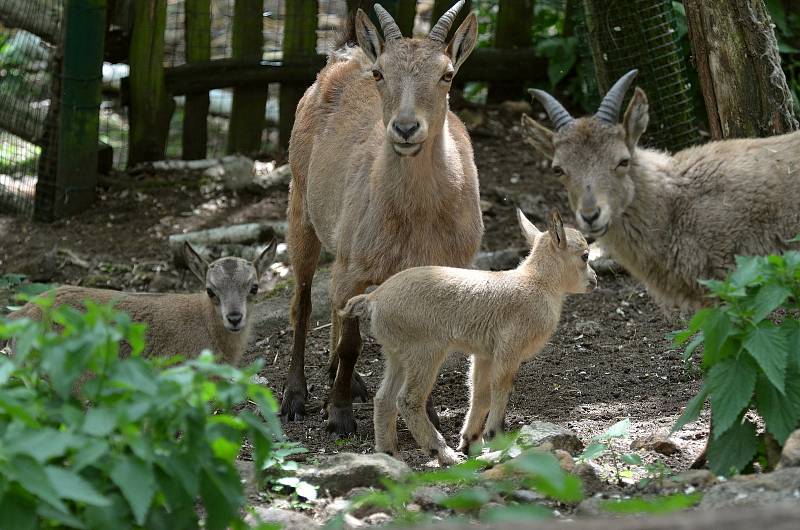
[0,110,706,481]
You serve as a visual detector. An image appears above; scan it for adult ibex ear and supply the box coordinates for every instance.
[446,13,478,73]
[623,87,649,152]
[355,8,383,63]
[183,242,209,283]
[517,208,541,246]
[521,114,555,160]
[254,239,277,279]
[547,209,567,250]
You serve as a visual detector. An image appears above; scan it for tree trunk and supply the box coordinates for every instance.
[487,0,534,103]
[684,0,798,139]
[227,0,267,157]
[182,0,211,160]
[128,0,174,166]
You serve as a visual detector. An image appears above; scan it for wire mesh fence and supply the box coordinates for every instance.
[0,1,63,216]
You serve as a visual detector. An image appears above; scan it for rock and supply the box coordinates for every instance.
[575,495,607,516]
[511,489,544,503]
[296,453,411,496]
[518,421,584,455]
[575,463,604,496]
[362,512,393,526]
[478,501,505,519]
[472,248,527,271]
[779,429,800,468]
[699,467,800,510]
[574,320,602,336]
[500,100,533,115]
[665,469,717,489]
[412,486,446,508]
[245,507,320,530]
[204,154,255,190]
[631,433,680,456]
[554,449,575,473]
[234,460,259,500]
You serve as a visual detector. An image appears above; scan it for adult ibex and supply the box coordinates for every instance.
[282,1,483,436]
[522,70,800,312]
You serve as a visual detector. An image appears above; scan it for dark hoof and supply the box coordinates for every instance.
[280,387,307,422]
[426,397,441,430]
[351,372,371,403]
[326,404,357,438]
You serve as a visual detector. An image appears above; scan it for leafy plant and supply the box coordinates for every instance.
[672,247,800,475]
[261,442,317,505]
[577,418,641,484]
[0,299,284,530]
[1,273,55,313]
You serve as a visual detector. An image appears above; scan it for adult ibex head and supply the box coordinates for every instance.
[522,70,648,238]
[354,1,478,156]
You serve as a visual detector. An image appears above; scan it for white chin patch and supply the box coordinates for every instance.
[393,143,422,157]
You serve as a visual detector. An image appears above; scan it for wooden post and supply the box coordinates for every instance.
[128,0,174,166]
[227,0,267,157]
[684,0,798,139]
[278,0,317,149]
[487,0,534,102]
[432,0,471,41]
[182,0,211,159]
[34,0,106,221]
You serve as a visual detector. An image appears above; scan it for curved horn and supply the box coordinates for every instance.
[596,69,638,124]
[429,0,465,42]
[528,88,574,131]
[374,4,403,41]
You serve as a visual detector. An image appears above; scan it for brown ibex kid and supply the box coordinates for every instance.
[283,1,483,436]
[341,210,597,465]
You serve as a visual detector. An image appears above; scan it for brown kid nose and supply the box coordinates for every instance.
[227,312,243,326]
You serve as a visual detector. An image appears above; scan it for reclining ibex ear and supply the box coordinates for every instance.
[524,88,575,160]
[521,114,555,160]
[624,87,649,152]
[253,239,277,279]
[547,209,567,250]
[183,242,209,282]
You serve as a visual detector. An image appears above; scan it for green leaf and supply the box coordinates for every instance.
[295,481,318,501]
[749,283,791,322]
[72,439,109,472]
[673,385,708,432]
[3,428,75,462]
[683,332,704,362]
[201,464,244,530]
[622,453,643,465]
[84,493,132,530]
[82,407,118,437]
[36,502,85,529]
[699,309,731,362]
[707,358,757,439]
[45,466,111,507]
[211,437,241,464]
[511,451,583,503]
[110,359,157,396]
[578,442,607,462]
[755,370,800,444]
[0,491,37,530]
[7,455,68,513]
[110,455,155,525]
[601,493,702,514]
[744,323,789,393]
[707,418,758,476]
[440,487,491,511]
[600,418,630,440]
[480,504,551,522]
[730,255,764,287]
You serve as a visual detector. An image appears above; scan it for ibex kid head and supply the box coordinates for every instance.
[183,240,276,332]
[521,70,649,239]
[517,208,597,294]
[355,1,478,157]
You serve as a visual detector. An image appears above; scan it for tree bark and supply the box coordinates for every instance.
[684,0,798,139]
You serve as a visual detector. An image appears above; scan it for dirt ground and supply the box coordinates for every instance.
[0,110,706,481]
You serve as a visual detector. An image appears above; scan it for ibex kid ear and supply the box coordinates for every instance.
[547,209,567,250]
[254,239,277,279]
[517,208,541,246]
[183,242,209,283]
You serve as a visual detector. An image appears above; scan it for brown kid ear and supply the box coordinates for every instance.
[548,209,567,250]
[254,239,277,279]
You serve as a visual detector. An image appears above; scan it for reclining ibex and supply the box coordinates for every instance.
[342,209,596,465]
[522,70,800,311]
[8,242,275,365]
[282,1,483,436]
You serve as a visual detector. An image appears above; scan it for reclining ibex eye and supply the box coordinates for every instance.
[372,69,384,82]
[552,165,564,176]
[617,159,630,169]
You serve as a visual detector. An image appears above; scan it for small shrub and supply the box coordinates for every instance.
[0,299,283,530]
[673,246,800,475]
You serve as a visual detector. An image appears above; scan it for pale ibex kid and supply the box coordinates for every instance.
[341,210,597,465]
[283,1,483,436]
[8,241,275,365]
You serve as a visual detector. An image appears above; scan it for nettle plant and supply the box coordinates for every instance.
[0,299,283,530]
[673,243,800,475]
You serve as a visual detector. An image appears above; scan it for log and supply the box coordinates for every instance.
[0,0,62,44]
[182,0,211,160]
[162,49,548,95]
[227,0,267,157]
[168,222,286,248]
[684,0,799,139]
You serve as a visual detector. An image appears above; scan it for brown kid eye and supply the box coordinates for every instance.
[372,69,383,82]
[441,71,454,83]
[582,251,589,262]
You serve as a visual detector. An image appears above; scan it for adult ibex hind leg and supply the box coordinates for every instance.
[280,184,321,422]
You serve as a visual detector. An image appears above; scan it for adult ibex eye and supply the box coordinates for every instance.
[372,69,383,82]
[617,159,630,169]
[206,288,216,299]
[441,71,454,83]
[250,284,258,295]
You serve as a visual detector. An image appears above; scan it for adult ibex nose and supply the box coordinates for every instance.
[581,208,601,225]
[392,119,420,140]
[227,312,243,326]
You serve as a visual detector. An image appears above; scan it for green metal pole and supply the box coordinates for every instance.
[35,0,107,220]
